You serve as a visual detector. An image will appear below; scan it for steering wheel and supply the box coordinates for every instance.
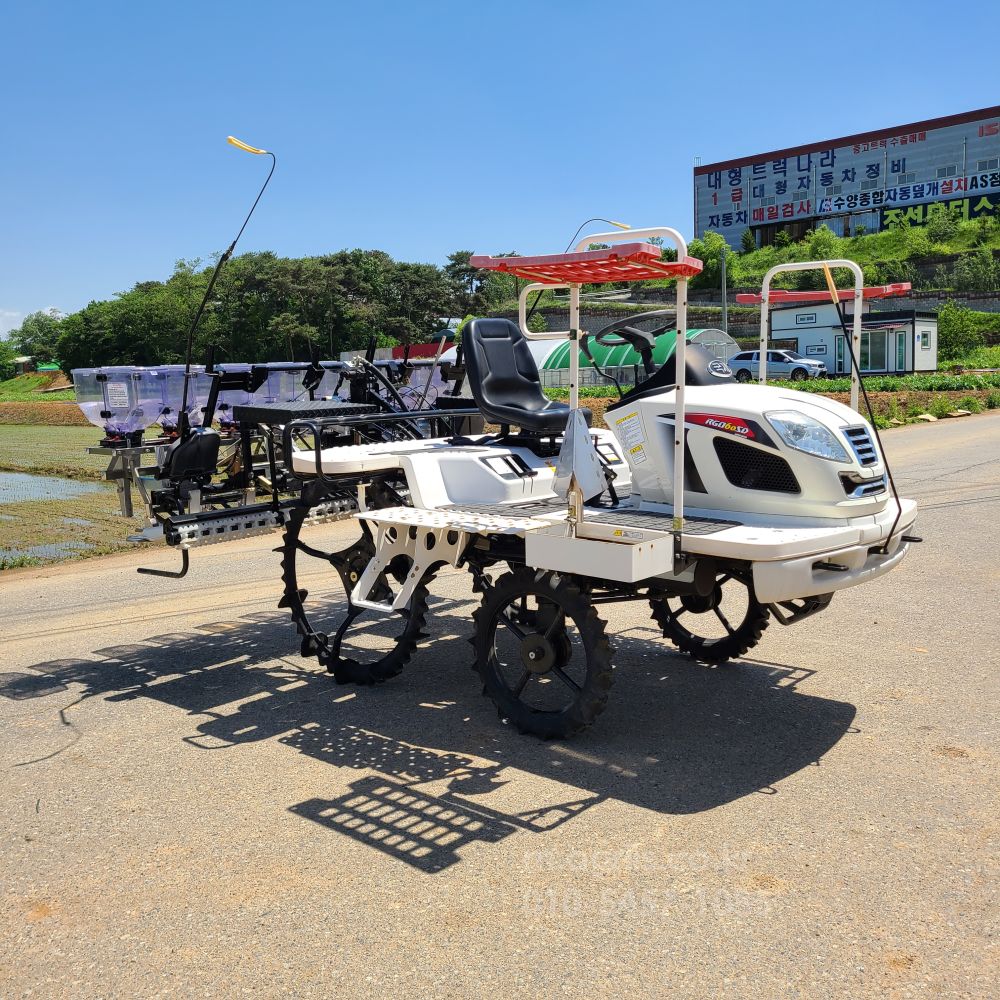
[580,309,675,378]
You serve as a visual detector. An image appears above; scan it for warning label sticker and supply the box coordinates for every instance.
[614,410,645,449]
[106,382,130,408]
[628,443,647,465]
[612,528,644,540]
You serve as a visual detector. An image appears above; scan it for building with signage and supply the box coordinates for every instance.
[694,106,1000,249]
[769,303,938,375]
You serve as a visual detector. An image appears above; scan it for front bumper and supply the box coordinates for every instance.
[751,501,917,603]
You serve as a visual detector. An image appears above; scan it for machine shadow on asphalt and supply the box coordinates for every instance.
[4,593,857,874]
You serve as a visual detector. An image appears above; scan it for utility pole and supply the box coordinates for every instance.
[720,245,728,333]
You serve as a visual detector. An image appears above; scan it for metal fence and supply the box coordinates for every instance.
[540,365,646,389]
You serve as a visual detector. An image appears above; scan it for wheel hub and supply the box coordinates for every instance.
[679,586,721,614]
[520,634,556,673]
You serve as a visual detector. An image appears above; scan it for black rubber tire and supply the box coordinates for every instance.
[649,572,769,665]
[279,491,431,686]
[735,369,751,383]
[791,367,808,381]
[472,568,613,739]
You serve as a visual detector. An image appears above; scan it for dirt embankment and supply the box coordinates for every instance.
[0,402,89,425]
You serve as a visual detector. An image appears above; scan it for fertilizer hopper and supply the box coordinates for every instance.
[154,365,213,434]
[71,366,163,446]
[315,361,348,400]
[265,361,314,403]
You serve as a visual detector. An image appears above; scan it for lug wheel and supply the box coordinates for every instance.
[791,367,808,381]
[472,568,613,738]
[735,369,751,383]
[280,483,431,685]
[649,571,769,664]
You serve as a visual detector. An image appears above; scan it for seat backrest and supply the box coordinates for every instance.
[463,318,548,420]
[160,428,221,482]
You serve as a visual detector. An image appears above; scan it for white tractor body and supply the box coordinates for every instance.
[606,384,890,521]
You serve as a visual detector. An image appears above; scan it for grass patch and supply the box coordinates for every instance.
[545,372,1000,400]
[950,345,1000,369]
[544,383,997,429]
[955,395,985,413]
[544,372,1000,399]
[545,385,621,400]
[0,373,75,402]
[772,372,1000,393]
[929,396,955,419]
[0,554,43,570]
[0,425,111,479]
[696,217,1000,291]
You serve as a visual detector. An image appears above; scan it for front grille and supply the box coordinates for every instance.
[840,473,887,498]
[843,425,878,466]
[713,437,800,494]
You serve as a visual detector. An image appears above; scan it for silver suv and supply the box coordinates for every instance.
[728,349,827,382]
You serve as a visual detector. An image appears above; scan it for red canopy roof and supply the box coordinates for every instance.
[735,282,911,305]
[470,243,703,285]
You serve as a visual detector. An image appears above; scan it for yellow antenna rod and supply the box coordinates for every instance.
[227,135,268,155]
[821,263,840,304]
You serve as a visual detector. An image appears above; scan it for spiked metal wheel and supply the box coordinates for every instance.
[471,568,614,739]
[649,570,769,664]
[280,485,432,685]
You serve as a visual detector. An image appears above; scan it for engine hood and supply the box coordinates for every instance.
[606,384,889,521]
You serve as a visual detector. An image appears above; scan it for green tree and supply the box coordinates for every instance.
[740,228,757,253]
[10,308,64,362]
[526,311,547,334]
[268,311,319,359]
[954,247,1000,292]
[0,337,16,379]
[937,301,985,360]
[382,261,457,345]
[444,250,482,315]
[925,210,958,244]
[687,231,735,291]
[973,214,998,245]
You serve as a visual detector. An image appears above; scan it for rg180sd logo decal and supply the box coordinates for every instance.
[684,413,755,438]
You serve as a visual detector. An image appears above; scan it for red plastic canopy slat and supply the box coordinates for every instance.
[470,243,703,285]
[735,282,911,305]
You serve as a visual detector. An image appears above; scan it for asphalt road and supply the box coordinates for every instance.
[2,414,998,999]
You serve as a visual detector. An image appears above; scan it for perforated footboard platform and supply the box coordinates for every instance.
[445,499,737,536]
[445,498,567,518]
[583,509,740,536]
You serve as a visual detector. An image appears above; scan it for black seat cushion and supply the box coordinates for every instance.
[463,318,591,435]
[160,428,220,482]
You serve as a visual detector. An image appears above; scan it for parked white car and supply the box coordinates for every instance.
[728,349,827,382]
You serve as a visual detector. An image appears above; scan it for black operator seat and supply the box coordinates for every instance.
[159,428,221,483]
[463,318,591,435]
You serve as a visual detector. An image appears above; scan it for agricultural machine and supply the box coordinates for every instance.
[72,141,919,737]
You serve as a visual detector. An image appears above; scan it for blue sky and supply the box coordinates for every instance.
[2,0,997,335]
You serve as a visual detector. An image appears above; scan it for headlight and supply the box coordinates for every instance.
[765,410,850,462]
